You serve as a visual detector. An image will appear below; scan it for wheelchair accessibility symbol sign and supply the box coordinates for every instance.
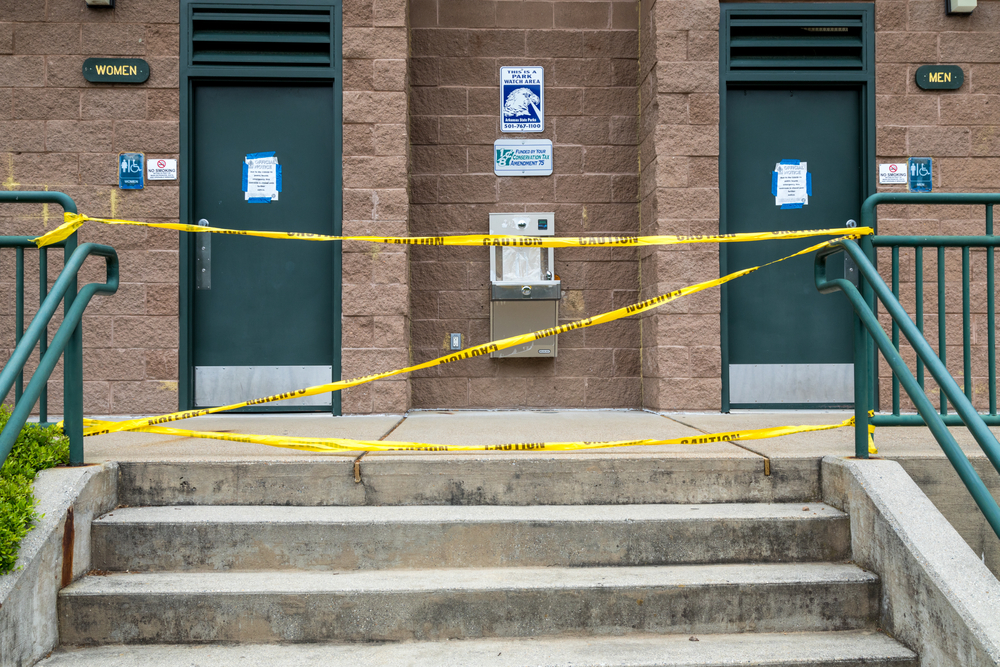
[908,157,932,193]
[501,66,544,133]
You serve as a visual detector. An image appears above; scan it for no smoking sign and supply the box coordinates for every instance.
[147,158,177,181]
[879,162,907,185]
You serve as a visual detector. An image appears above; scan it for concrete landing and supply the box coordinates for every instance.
[79,409,1000,461]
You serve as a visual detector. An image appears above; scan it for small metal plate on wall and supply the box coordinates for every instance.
[194,365,333,407]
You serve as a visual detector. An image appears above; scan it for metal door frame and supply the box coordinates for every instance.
[719,3,876,411]
[179,0,343,413]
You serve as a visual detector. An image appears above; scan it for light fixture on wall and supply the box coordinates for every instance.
[84,0,115,7]
[946,0,976,14]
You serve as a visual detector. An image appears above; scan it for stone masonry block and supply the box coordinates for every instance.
[110,380,178,414]
[343,0,374,27]
[613,1,639,30]
[343,156,407,188]
[875,32,938,63]
[497,1,553,29]
[687,31,719,62]
[653,375,720,410]
[13,88,80,120]
[655,0,720,32]
[374,59,406,91]
[554,2,611,30]
[908,126,971,157]
[939,96,1000,126]
[13,22,80,55]
[113,121,178,153]
[0,56,44,87]
[374,124,407,156]
[82,89,147,120]
[45,120,112,152]
[971,127,1000,156]
[374,0,407,27]
[877,125,907,156]
[656,62,718,93]
[11,153,79,186]
[876,95,939,126]
[344,91,407,123]
[81,23,146,55]
[373,379,408,413]
[583,88,639,116]
[147,89,179,121]
[145,25,180,57]
[145,349,179,381]
[112,316,178,348]
[343,27,407,59]
[438,174,497,203]
[344,58,374,91]
[656,124,717,157]
[940,33,1000,63]
[343,282,408,316]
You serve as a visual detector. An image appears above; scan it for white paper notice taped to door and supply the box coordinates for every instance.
[772,160,811,209]
[243,152,281,203]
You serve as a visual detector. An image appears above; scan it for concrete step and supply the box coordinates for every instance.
[40,631,918,666]
[58,563,879,644]
[116,455,817,507]
[91,503,850,572]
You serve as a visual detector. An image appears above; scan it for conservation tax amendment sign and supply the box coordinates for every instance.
[500,67,544,133]
[494,139,553,176]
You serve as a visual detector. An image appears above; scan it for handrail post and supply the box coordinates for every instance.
[856,211,878,458]
[62,200,83,465]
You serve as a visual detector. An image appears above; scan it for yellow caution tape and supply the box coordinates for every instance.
[80,237,854,438]
[81,416,858,453]
[34,212,873,249]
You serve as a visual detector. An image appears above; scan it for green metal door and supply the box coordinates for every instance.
[724,87,861,408]
[191,82,337,409]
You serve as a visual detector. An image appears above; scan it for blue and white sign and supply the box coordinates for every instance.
[243,152,281,203]
[118,152,144,190]
[500,66,544,133]
[908,157,932,193]
[772,159,810,209]
[494,139,553,176]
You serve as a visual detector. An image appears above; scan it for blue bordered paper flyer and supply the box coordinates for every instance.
[243,152,281,203]
[772,160,811,209]
[500,67,544,133]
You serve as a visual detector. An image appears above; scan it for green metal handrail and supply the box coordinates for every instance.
[862,193,1000,428]
[0,192,119,467]
[816,238,1000,540]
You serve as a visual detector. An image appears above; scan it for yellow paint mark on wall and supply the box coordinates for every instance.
[159,381,178,392]
[3,154,20,191]
[110,188,119,218]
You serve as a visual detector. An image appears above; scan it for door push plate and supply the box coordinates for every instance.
[195,218,211,290]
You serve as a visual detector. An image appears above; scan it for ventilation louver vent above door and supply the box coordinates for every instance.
[727,15,865,70]
[191,7,333,67]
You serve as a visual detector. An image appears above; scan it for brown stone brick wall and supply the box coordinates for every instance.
[0,0,411,416]
[341,0,411,413]
[0,0,181,415]
[639,0,720,411]
[407,0,642,408]
[872,0,1000,413]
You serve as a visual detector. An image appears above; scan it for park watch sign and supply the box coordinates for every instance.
[82,58,150,84]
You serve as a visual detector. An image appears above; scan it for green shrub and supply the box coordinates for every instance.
[0,406,69,574]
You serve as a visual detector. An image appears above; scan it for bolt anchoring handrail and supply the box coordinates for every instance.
[0,191,118,467]
[815,237,1000,541]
